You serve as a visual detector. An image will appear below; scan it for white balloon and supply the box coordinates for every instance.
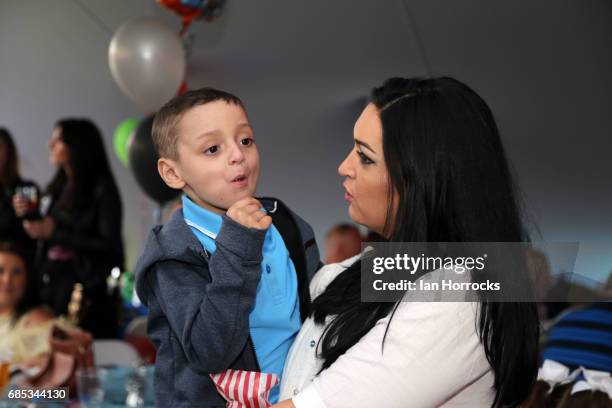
[109,17,186,112]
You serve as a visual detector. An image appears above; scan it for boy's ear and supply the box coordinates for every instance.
[157,158,185,190]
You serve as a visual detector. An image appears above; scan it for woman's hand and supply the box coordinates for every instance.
[270,400,296,408]
[12,194,29,217]
[23,217,55,240]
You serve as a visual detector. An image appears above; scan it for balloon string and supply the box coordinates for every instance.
[70,0,113,37]
[180,13,201,36]
[180,21,190,36]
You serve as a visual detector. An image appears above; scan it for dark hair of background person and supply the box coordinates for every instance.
[325,223,360,238]
[0,128,37,256]
[311,77,540,408]
[46,119,118,210]
[0,241,40,322]
[0,128,20,186]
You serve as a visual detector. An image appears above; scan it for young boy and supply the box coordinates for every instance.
[134,88,321,407]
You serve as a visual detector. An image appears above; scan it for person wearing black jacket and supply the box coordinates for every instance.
[0,128,38,257]
[14,119,124,338]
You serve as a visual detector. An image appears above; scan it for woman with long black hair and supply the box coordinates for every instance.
[274,77,539,407]
[0,128,38,256]
[14,119,124,338]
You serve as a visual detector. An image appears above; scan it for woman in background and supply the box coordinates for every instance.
[275,77,540,407]
[0,241,54,366]
[14,119,124,338]
[0,128,37,256]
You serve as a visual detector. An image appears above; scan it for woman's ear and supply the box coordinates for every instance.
[157,158,185,190]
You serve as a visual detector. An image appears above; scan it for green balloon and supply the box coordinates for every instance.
[113,118,138,166]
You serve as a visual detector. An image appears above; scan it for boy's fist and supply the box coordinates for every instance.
[226,197,272,230]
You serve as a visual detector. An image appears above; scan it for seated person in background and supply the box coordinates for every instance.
[522,302,612,407]
[324,223,362,264]
[542,302,612,373]
[523,364,612,407]
[0,242,56,366]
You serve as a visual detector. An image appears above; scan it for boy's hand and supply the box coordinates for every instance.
[226,197,272,230]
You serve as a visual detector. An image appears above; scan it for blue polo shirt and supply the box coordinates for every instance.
[182,195,300,402]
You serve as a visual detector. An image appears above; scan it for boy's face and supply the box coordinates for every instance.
[159,101,260,214]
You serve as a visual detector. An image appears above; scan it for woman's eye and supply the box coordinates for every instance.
[240,137,254,146]
[205,145,219,155]
[357,150,374,165]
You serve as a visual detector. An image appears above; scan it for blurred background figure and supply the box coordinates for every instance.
[0,242,55,366]
[324,223,362,264]
[526,248,555,319]
[13,119,124,338]
[523,301,612,407]
[542,302,612,373]
[0,128,38,258]
[604,270,612,298]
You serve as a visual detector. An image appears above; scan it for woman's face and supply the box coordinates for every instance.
[339,103,396,236]
[49,127,70,167]
[0,252,27,313]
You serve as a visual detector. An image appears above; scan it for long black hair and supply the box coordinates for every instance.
[312,77,539,407]
[46,119,117,210]
[0,128,20,186]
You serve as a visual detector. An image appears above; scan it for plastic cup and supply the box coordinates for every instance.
[75,367,107,407]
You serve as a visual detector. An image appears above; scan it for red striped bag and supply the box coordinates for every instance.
[210,370,279,408]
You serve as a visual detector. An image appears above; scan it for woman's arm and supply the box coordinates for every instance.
[285,302,491,408]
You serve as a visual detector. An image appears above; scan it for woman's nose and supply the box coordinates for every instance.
[338,153,353,178]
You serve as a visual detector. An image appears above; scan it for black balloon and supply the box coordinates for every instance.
[128,115,180,205]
